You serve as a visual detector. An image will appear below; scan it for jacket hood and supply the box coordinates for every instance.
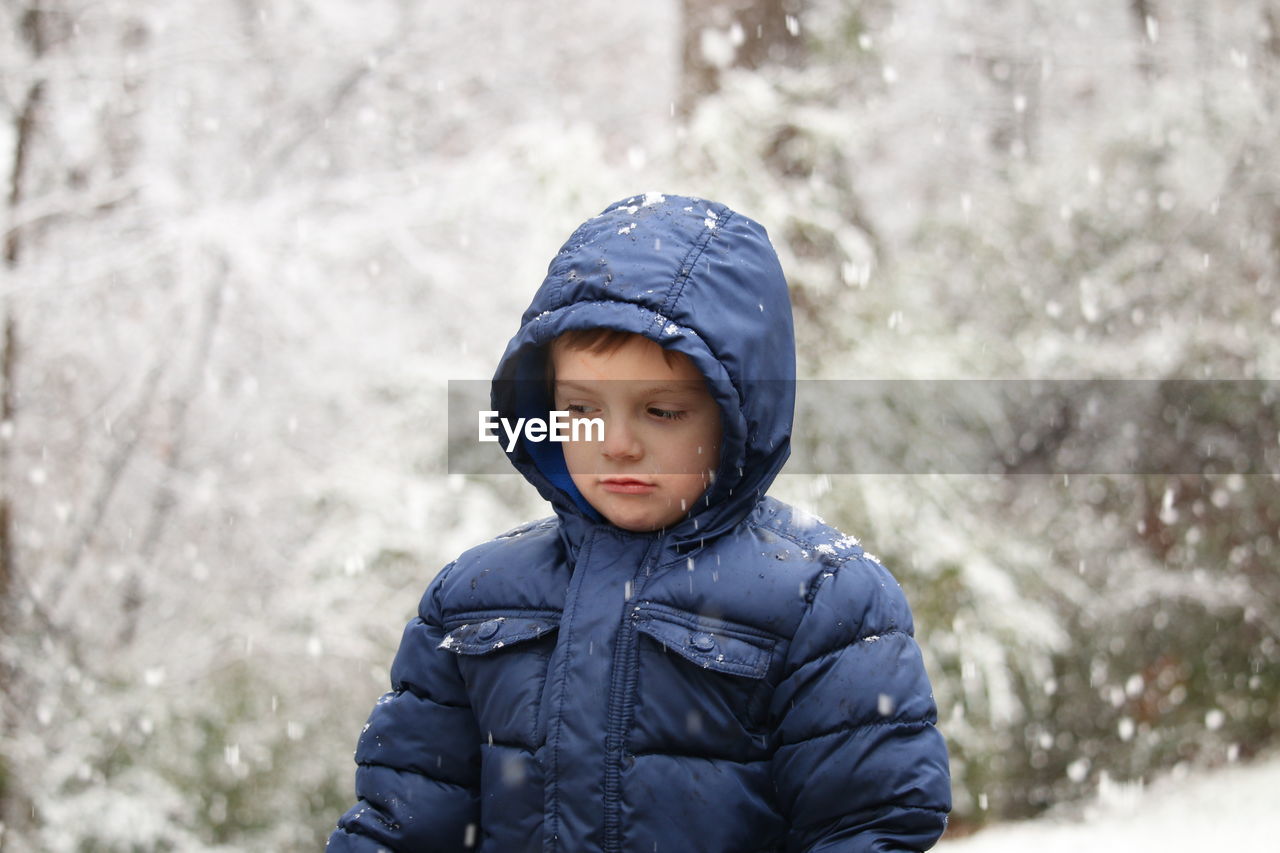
[491,193,796,549]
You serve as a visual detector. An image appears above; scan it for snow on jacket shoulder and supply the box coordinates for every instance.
[329,194,951,852]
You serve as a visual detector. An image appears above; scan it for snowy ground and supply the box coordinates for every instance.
[936,754,1280,852]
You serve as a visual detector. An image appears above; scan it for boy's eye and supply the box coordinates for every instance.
[648,407,686,421]
[565,403,597,415]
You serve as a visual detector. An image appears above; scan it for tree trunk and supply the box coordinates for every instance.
[1,1,51,832]
[1,4,49,611]
[1129,0,1161,80]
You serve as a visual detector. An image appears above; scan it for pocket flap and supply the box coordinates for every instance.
[438,614,560,655]
[632,604,776,679]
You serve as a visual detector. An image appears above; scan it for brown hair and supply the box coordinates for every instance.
[545,329,686,392]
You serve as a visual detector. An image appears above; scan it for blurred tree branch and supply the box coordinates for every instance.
[678,0,806,114]
[122,254,228,646]
[48,355,167,617]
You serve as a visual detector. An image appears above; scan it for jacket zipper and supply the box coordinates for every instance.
[601,536,663,852]
[543,528,599,853]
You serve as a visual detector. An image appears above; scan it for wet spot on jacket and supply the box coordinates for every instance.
[502,753,526,787]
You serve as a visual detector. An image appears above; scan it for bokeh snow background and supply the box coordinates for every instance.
[2,0,1278,849]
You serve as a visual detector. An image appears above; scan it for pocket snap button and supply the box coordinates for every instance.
[690,631,716,652]
[477,619,501,640]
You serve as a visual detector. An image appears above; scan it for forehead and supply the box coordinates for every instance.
[550,335,705,385]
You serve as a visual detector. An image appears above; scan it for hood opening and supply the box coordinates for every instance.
[490,194,796,547]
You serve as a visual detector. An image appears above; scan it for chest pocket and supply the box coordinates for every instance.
[439,612,560,748]
[629,602,780,758]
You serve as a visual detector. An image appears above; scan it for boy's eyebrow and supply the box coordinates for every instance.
[554,380,704,397]
[553,380,598,395]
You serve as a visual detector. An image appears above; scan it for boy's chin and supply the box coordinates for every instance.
[593,501,688,533]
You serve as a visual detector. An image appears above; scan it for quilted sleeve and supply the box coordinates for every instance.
[328,562,481,851]
[771,555,952,852]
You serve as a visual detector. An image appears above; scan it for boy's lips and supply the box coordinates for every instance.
[599,477,657,494]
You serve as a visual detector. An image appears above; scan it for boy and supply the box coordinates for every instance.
[329,194,951,852]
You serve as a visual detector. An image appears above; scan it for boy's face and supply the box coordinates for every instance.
[551,335,722,532]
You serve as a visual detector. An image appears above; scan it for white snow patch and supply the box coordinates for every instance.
[937,754,1280,852]
[699,28,736,69]
[642,192,666,207]
[791,508,824,530]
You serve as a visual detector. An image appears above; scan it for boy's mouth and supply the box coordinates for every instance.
[599,477,657,495]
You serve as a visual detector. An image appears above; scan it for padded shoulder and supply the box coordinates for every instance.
[786,553,917,677]
[434,516,568,615]
[751,496,873,567]
[748,498,914,668]
[494,515,559,541]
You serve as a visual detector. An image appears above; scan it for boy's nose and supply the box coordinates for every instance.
[600,418,643,462]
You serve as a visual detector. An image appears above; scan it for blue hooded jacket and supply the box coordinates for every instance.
[329,194,951,852]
